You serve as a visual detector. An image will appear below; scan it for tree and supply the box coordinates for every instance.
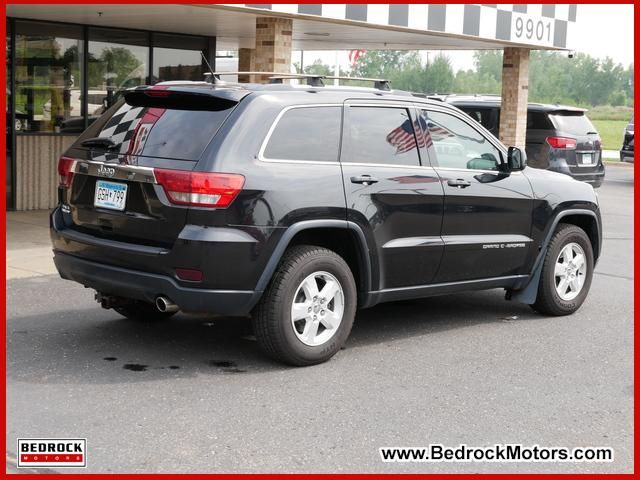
[352,50,419,79]
[303,59,333,76]
[99,47,144,87]
[296,49,633,107]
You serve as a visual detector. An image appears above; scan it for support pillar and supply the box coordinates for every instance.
[499,47,530,148]
[254,17,292,83]
[238,48,255,83]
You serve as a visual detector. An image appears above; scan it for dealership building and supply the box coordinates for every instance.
[5,3,577,210]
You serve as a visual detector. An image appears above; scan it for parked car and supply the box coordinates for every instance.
[432,95,605,188]
[50,80,602,366]
[620,115,634,162]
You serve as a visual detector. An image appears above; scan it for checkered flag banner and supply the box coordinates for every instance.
[98,104,145,155]
[238,4,576,48]
[90,104,167,164]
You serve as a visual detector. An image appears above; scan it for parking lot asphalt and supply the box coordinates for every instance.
[6,166,634,473]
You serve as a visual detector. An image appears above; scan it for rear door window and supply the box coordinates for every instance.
[342,106,421,167]
[262,106,342,162]
[78,99,235,161]
[549,112,597,136]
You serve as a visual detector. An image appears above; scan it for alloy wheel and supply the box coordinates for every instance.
[290,271,345,347]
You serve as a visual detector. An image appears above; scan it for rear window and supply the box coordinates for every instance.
[549,112,596,136]
[77,99,234,161]
[263,106,342,162]
[526,111,553,130]
[459,107,496,132]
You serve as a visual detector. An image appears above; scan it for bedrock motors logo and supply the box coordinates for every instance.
[17,439,86,468]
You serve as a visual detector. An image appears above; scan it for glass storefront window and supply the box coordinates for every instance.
[7,20,14,208]
[15,21,83,133]
[152,33,206,83]
[10,22,211,134]
[88,28,149,123]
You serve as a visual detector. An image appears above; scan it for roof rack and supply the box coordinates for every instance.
[270,74,390,91]
[205,71,391,91]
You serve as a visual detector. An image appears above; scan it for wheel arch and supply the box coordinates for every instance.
[511,208,601,304]
[559,213,601,263]
[250,220,373,310]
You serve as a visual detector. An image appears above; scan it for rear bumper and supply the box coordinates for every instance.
[49,206,269,315]
[53,251,258,315]
[566,170,605,188]
[549,163,605,188]
[620,148,634,162]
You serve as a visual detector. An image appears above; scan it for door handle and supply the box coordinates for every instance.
[447,178,471,188]
[351,175,379,185]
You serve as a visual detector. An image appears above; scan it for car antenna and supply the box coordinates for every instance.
[201,52,215,83]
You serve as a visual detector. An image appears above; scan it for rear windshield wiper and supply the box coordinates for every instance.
[586,131,599,135]
[81,137,118,150]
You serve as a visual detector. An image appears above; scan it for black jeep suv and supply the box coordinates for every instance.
[434,95,605,188]
[51,80,602,366]
[620,115,634,163]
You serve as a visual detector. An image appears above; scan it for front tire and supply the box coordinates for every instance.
[531,223,594,316]
[253,245,357,366]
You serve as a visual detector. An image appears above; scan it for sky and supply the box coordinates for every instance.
[300,4,634,73]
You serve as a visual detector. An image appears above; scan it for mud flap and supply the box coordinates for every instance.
[509,259,543,304]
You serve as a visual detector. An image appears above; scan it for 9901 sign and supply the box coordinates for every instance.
[511,12,554,46]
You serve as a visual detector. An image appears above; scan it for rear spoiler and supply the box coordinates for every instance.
[547,108,588,115]
[123,85,250,111]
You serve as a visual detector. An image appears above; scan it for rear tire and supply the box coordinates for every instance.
[114,301,176,322]
[253,245,357,366]
[531,223,594,316]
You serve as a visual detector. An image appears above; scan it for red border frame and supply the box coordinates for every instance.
[1,1,637,477]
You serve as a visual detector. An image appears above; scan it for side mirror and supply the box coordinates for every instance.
[507,146,527,171]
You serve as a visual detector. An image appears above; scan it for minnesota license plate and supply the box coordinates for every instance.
[580,153,593,165]
[94,180,128,211]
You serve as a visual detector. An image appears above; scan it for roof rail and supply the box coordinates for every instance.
[271,74,391,91]
[205,71,391,91]
[205,71,326,87]
[266,74,326,87]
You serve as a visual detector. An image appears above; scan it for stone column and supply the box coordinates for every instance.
[499,47,530,148]
[238,48,255,83]
[253,17,292,83]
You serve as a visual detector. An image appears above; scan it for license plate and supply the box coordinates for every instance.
[94,180,128,211]
[580,153,593,165]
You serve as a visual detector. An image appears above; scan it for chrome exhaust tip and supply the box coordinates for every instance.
[155,296,179,313]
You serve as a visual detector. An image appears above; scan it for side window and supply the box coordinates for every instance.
[421,110,503,171]
[527,111,552,130]
[263,106,341,162]
[342,106,421,166]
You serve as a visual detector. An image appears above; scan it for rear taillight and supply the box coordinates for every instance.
[154,169,245,208]
[546,136,577,150]
[57,156,76,188]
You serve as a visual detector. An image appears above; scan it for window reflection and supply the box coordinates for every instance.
[152,34,205,83]
[86,28,149,131]
[422,110,501,171]
[6,20,13,208]
[343,107,421,167]
[15,21,83,133]
[11,23,210,134]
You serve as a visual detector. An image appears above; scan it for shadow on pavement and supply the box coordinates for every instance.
[8,289,539,385]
